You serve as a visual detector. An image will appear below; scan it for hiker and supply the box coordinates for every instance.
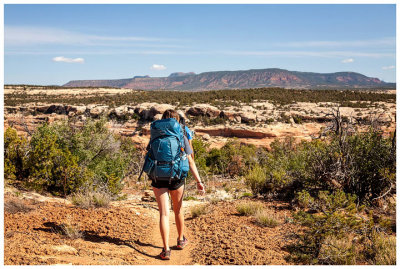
[144,109,205,260]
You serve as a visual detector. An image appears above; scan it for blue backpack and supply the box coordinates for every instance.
[141,118,190,184]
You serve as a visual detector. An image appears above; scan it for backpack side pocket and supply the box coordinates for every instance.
[143,153,155,175]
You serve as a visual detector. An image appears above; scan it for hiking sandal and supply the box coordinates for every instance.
[177,235,189,249]
[160,248,171,260]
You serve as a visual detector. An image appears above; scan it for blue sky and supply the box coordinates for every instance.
[4,4,396,85]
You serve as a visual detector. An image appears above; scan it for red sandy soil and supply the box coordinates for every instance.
[186,199,296,265]
[4,190,296,265]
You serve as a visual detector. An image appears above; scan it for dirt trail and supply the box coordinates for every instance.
[4,187,296,265]
[4,187,201,265]
[137,204,196,265]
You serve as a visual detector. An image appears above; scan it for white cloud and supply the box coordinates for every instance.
[5,26,180,47]
[341,58,354,63]
[52,56,84,63]
[278,37,395,48]
[382,65,395,70]
[150,64,167,70]
[221,50,393,59]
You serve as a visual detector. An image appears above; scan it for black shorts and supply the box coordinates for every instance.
[151,178,185,190]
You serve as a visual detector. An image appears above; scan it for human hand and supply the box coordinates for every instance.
[196,182,205,195]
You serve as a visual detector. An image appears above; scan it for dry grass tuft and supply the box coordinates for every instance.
[69,189,111,209]
[4,199,34,214]
[236,201,264,216]
[373,234,396,265]
[60,216,83,240]
[191,204,209,218]
[254,209,279,228]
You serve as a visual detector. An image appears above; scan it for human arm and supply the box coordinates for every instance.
[187,154,205,195]
[188,139,195,160]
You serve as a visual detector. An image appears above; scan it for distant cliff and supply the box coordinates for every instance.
[63,68,393,90]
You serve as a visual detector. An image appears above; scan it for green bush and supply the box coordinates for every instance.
[24,123,88,195]
[206,139,257,177]
[288,189,396,265]
[245,165,267,194]
[295,190,315,209]
[287,191,364,264]
[188,137,210,182]
[4,127,29,181]
[245,127,395,204]
[4,118,140,196]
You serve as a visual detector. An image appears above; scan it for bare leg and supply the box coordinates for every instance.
[170,185,185,241]
[153,187,170,250]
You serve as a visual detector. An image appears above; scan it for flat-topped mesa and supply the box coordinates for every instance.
[63,68,392,90]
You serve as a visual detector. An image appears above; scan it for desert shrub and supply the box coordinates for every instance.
[295,190,315,209]
[343,128,395,202]
[287,191,364,264]
[369,233,396,265]
[254,210,279,227]
[188,137,210,182]
[245,165,267,194]
[245,137,307,199]
[236,201,264,216]
[206,139,257,177]
[293,115,303,124]
[4,127,29,181]
[318,235,358,265]
[191,204,209,218]
[24,123,89,195]
[246,126,395,204]
[240,192,253,198]
[4,118,140,196]
[287,189,395,265]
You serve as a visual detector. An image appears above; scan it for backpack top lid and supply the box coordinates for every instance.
[150,118,183,142]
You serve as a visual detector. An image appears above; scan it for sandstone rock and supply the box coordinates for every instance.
[187,104,220,118]
[150,104,175,115]
[35,105,50,113]
[133,103,156,120]
[202,134,211,140]
[46,104,67,114]
[256,115,267,122]
[240,112,257,123]
[233,115,241,123]
[220,111,237,121]
[114,105,129,117]
[76,106,87,115]
[89,105,109,117]
[153,114,162,121]
[5,106,18,114]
